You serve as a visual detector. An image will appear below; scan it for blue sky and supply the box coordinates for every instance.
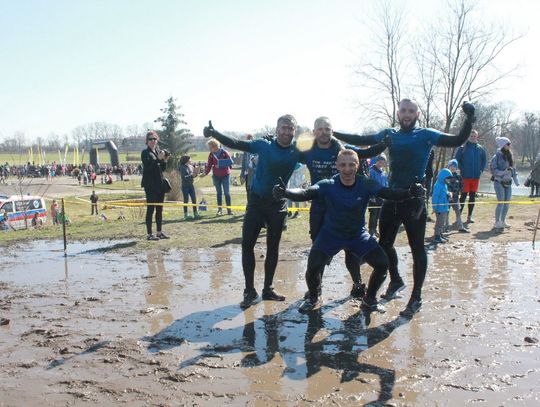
[1,0,539,141]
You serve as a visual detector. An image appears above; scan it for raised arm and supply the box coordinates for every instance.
[332,130,380,146]
[203,120,251,152]
[272,179,319,202]
[437,102,476,148]
[346,135,391,159]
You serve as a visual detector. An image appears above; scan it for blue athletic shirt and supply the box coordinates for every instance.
[248,139,302,199]
[373,127,442,188]
[301,143,341,184]
[315,174,383,239]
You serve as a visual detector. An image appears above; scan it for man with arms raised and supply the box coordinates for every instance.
[333,100,476,317]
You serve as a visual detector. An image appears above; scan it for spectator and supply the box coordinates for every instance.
[240,134,257,204]
[455,129,487,224]
[368,154,388,237]
[432,168,452,244]
[527,153,540,197]
[203,138,234,216]
[141,130,170,240]
[179,155,200,220]
[491,136,519,232]
[50,199,59,225]
[90,191,99,215]
[446,159,469,233]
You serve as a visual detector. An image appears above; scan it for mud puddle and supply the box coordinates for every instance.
[1,240,539,406]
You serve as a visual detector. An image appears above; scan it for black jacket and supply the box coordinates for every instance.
[141,148,168,193]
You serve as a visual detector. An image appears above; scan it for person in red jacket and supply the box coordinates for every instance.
[203,138,234,215]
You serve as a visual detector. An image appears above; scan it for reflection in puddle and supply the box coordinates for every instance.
[1,240,539,405]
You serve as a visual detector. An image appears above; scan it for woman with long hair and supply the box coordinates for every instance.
[491,136,519,231]
[141,131,170,240]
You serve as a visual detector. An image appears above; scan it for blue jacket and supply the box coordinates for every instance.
[455,141,487,179]
[432,168,452,213]
[369,164,388,188]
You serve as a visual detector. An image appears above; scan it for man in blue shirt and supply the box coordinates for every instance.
[204,115,302,308]
[273,149,425,313]
[333,100,476,318]
[454,129,487,223]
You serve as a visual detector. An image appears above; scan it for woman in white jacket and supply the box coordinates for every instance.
[491,136,519,231]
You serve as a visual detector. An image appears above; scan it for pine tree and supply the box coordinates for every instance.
[154,97,193,167]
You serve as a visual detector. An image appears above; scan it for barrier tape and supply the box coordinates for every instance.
[102,198,540,212]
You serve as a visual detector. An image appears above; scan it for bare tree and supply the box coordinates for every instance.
[352,0,407,126]
[511,113,540,166]
[424,0,521,166]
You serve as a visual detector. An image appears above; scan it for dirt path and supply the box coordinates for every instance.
[1,239,539,406]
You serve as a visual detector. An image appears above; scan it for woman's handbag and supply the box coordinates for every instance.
[161,178,172,193]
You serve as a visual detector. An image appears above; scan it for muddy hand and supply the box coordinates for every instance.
[273,177,287,200]
[203,120,216,138]
[409,182,426,198]
[462,101,476,122]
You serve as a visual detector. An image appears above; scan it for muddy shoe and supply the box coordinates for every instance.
[240,289,259,309]
[361,296,386,313]
[350,283,366,299]
[304,289,322,300]
[399,298,423,318]
[433,235,446,244]
[262,287,285,301]
[147,234,160,241]
[380,278,406,301]
[299,297,320,314]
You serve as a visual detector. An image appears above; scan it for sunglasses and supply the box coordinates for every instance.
[148,138,158,141]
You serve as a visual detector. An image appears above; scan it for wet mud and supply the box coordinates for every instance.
[1,240,539,406]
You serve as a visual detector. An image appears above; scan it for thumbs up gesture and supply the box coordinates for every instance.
[203,120,216,138]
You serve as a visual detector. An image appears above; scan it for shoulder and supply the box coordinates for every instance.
[419,127,442,137]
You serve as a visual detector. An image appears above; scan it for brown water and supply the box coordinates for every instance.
[1,240,539,406]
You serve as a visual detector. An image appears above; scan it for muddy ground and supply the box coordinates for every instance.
[1,237,539,406]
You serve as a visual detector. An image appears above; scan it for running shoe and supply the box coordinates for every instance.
[262,287,285,301]
[156,232,170,239]
[240,289,259,309]
[299,297,320,313]
[361,296,386,313]
[147,234,160,241]
[380,278,406,300]
[399,297,423,318]
[350,283,366,299]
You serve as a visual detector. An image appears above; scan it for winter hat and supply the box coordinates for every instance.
[495,136,511,149]
[372,153,387,164]
[447,159,458,169]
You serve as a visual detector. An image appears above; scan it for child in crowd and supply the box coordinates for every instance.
[368,154,388,237]
[179,155,200,220]
[432,168,452,243]
[446,159,469,233]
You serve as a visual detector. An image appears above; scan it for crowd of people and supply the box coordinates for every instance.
[0,161,140,185]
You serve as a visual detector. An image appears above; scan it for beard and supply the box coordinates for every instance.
[399,117,418,132]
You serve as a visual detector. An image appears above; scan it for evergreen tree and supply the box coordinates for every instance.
[154,97,193,168]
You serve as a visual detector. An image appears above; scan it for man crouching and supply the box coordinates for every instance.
[273,149,425,315]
